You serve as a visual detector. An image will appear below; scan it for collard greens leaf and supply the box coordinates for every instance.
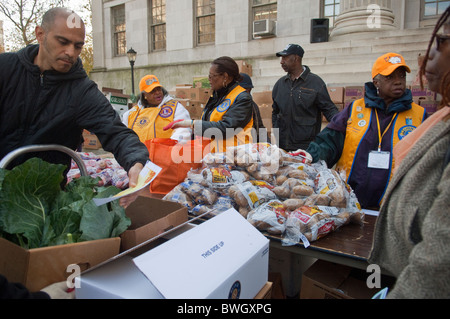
[0,158,65,248]
[0,158,131,248]
[79,186,131,241]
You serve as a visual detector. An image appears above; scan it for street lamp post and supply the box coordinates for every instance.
[127,47,137,101]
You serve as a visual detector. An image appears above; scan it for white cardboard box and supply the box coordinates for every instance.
[75,209,269,299]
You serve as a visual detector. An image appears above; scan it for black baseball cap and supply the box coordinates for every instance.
[239,73,253,89]
[276,44,304,58]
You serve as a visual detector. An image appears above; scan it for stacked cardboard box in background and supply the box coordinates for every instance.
[344,86,365,109]
[236,60,253,76]
[323,86,346,123]
[174,84,211,120]
[252,91,273,134]
[411,85,439,115]
[328,87,345,111]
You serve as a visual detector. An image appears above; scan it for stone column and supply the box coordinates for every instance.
[331,0,396,37]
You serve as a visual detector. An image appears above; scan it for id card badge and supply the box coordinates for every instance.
[368,151,390,169]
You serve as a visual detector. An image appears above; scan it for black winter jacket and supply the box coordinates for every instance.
[198,82,253,137]
[0,45,148,173]
[272,66,339,151]
[0,274,49,299]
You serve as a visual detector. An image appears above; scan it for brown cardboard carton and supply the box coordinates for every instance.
[420,99,439,115]
[120,196,188,251]
[254,282,273,299]
[253,91,272,106]
[258,103,273,119]
[327,87,345,104]
[344,86,365,101]
[411,85,436,101]
[300,260,393,299]
[258,104,273,134]
[174,98,204,119]
[236,60,253,76]
[0,237,120,292]
[175,85,193,99]
[189,88,212,104]
[185,100,205,120]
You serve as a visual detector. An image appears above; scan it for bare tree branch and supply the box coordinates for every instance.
[0,0,73,49]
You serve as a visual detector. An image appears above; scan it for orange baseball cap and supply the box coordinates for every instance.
[372,53,411,79]
[139,75,162,93]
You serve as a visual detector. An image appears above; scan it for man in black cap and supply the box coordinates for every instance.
[239,73,270,143]
[272,44,339,151]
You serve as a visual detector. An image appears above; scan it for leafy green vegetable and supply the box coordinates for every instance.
[0,158,130,249]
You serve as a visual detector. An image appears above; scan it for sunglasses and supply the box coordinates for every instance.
[435,34,450,51]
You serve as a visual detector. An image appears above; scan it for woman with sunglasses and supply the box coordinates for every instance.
[369,6,450,299]
[165,56,253,153]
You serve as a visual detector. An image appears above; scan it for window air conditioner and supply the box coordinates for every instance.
[253,19,276,38]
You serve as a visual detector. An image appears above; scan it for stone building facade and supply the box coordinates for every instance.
[90,0,446,95]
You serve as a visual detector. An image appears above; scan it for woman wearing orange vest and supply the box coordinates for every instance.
[165,56,253,153]
[122,75,191,143]
[307,53,427,210]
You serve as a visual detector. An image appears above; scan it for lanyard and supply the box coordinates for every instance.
[374,109,398,152]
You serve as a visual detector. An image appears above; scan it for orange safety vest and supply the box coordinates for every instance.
[127,100,177,144]
[336,98,426,182]
[204,85,253,153]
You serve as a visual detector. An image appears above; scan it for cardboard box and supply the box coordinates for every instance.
[345,86,365,100]
[121,196,188,251]
[82,130,102,150]
[184,100,205,119]
[420,99,439,115]
[189,88,211,104]
[268,272,285,299]
[236,60,253,76]
[175,85,193,99]
[411,85,436,101]
[258,104,273,134]
[300,260,391,299]
[327,87,345,104]
[76,209,270,299]
[0,237,120,292]
[258,103,272,119]
[254,282,273,299]
[253,91,272,106]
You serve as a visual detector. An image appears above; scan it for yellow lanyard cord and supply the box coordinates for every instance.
[374,109,398,152]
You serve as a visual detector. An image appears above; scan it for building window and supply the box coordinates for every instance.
[150,0,166,51]
[195,0,215,45]
[252,0,277,22]
[423,0,450,17]
[112,5,126,56]
[321,0,340,27]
